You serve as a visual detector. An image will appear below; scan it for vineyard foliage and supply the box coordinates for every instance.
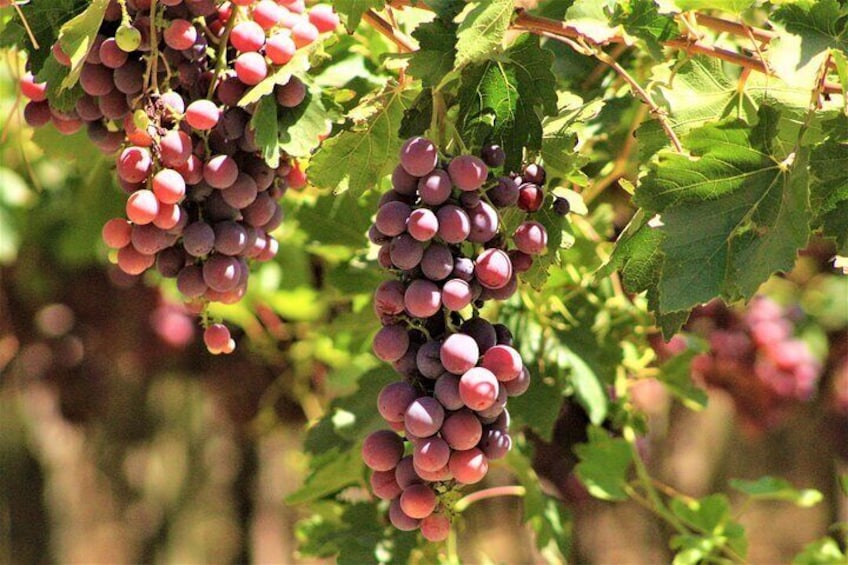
[1,0,847,563]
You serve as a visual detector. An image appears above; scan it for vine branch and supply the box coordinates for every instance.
[362,9,415,53]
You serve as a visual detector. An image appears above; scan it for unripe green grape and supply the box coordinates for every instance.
[115,25,141,52]
[133,109,150,131]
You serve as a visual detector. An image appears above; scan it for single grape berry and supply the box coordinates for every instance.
[480,144,505,168]
[553,196,571,216]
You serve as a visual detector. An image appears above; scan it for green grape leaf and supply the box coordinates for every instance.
[810,128,848,254]
[251,97,280,168]
[285,447,363,504]
[0,0,87,74]
[771,0,848,84]
[454,0,513,68]
[399,87,432,139]
[407,17,457,88]
[656,348,709,410]
[277,87,329,158]
[729,477,823,507]
[34,57,83,112]
[573,426,633,501]
[332,0,384,32]
[611,0,679,58]
[457,34,558,171]
[57,0,110,91]
[669,494,748,564]
[657,0,754,14]
[792,537,847,565]
[635,105,811,314]
[295,190,378,249]
[296,502,416,565]
[308,84,414,196]
[564,0,622,45]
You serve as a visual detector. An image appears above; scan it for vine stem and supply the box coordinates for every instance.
[453,485,526,513]
[207,5,239,99]
[362,9,415,53]
[11,2,38,49]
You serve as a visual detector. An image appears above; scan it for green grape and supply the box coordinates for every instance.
[115,25,141,52]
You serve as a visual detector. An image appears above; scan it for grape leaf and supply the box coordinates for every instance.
[0,0,87,74]
[657,0,753,14]
[729,477,823,507]
[457,34,558,171]
[294,190,377,249]
[454,0,513,68]
[332,0,384,32]
[564,0,622,45]
[669,494,748,563]
[278,88,329,158]
[399,88,432,139]
[635,105,811,313]
[308,84,414,196]
[34,58,83,112]
[809,122,848,254]
[771,0,848,84]
[407,17,457,88]
[611,0,679,58]
[251,97,280,168]
[57,0,110,91]
[573,426,633,501]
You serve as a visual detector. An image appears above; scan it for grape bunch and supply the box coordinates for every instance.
[688,297,822,430]
[362,137,560,540]
[19,0,338,353]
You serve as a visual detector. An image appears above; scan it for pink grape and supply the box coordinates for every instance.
[163,19,197,50]
[221,173,258,208]
[176,265,208,298]
[421,244,454,281]
[204,155,239,188]
[394,455,421,489]
[389,234,424,270]
[388,498,420,531]
[126,190,159,225]
[421,514,451,542]
[20,73,47,101]
[435,205,470,243]
[253,0,285,29]
[504,366,531,396]
[513,221,548,255]
[117,245,154,275]
[475,248,512,289]
[203,254,241,292]
[309,4,339,33]
[404,279,441,318]
[374,279,406,317]
[400,137,438,177]
[517,183,544,212]
[266,32,297,65]
[362,430,404,472]
[185,99,220,130]
[392,164,419,195]
[440,408,482,450]
[24,101,51,128]
[131,224,172,254]
[99,38,128,69]
[378,381,418,422]
[407,208,439,242]
[375,201,411,237]
[467,202,499,243]
[404,397,444,438]
[291,20,319,48]
[370,470,402,500]
[102,218,132,248]
[400,484,437,519]
[235,52,268,85]
[183,221,215,257]
[204,323,232,353]
[479,429,512,460]
[412,436,450,472]
[434,373,464,410]
[442,279,472,311]
[117,146,152,183]
[448,154,488,191]
[152,168,186,204]
[80,63,114,96]
[481,345,522,381]
[276,77,307,107]
[448,448,489,484]
[373,324,410,362]
[459,367,499,410]
[230,20,266,52]
[153,203,183,231]
[440,333,479,375]
[418,170,453,205]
